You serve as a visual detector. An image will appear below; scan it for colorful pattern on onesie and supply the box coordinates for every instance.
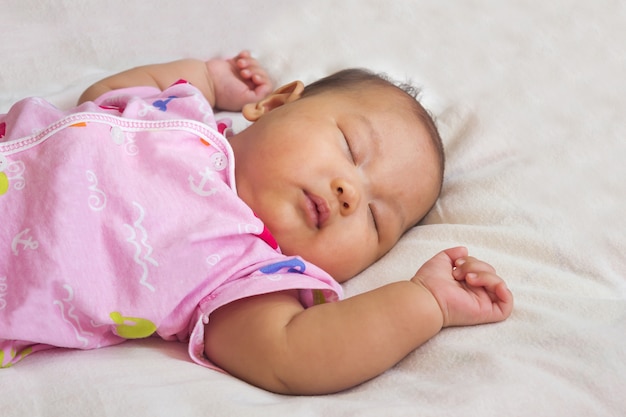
[0,82,342,369]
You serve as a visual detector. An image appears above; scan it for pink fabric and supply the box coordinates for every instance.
[0,82,342,369]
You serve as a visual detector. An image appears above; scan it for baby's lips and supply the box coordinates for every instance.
[307,191,331,228]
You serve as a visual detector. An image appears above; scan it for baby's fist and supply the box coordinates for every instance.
[412,247,513,327]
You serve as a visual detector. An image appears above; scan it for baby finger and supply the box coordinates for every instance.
[453,257,496,278]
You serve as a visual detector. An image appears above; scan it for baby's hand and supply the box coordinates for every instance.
[411,247,513,328]
[206,50,274,112]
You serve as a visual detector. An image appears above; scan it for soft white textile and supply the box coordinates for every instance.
[1,1,624,416]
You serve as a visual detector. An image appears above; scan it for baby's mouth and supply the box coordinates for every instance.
[304,191,330,228]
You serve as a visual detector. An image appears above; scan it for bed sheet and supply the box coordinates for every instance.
[1,1,625,416]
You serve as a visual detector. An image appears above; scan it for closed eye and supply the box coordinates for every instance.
[340,127,356,164]
[369,204,379,239]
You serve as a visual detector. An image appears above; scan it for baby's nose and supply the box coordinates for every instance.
[332,179,360,216]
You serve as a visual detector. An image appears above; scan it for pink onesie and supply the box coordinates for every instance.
[0,81,343,369]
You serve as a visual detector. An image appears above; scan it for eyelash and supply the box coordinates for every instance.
[341,129,356,164]
[369,204,379,234]
[340,127,377,236]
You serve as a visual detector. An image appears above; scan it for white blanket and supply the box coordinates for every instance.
[1,1,625,416]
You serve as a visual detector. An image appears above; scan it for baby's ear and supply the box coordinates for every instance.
[242,81,304,121]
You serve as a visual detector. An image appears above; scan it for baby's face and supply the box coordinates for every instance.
[229,86,441,282]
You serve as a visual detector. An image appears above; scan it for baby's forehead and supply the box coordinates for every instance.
[329,84,425,118]
[308,82,440,166]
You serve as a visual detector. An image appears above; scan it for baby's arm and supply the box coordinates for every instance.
[204,247,513,395]
[77,51,272,111]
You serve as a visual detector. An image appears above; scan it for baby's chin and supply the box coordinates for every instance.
[304,253,365,283]
[272,230,373,282]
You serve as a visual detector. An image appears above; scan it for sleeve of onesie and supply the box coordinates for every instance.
[187,256,344,372]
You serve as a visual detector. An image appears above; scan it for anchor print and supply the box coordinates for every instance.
[188,166,218,197]
[11,228,38,256]
[138,102,156,117]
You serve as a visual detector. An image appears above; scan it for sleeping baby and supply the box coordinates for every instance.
[0,51,513,395]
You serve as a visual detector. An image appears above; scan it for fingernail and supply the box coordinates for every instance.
[455,259,465,267]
